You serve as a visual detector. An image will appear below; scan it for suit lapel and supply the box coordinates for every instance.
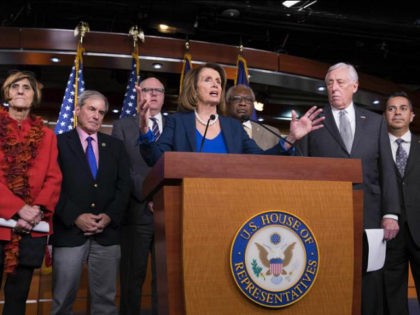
[96,132,110,179]
[405,134,420,175]
[220,117,237,152]
[66,130,92,175]
[323,106,349,153]
[182,112,196,152]
[350,107,369,155]
[251,122,263,145]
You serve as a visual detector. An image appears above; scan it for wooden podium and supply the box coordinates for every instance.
[143,152,363,315]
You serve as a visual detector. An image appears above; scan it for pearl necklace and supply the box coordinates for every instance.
[194,110,219,126]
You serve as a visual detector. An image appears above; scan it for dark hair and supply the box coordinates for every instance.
[1,70,42,107]
[178,63,227,114]
[386,91,412,110]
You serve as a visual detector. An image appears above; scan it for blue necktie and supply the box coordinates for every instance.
[150,117,161,140]
[86,136,97,179]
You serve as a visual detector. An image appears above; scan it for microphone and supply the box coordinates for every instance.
[240,115,303,156]
[199,114,216,152]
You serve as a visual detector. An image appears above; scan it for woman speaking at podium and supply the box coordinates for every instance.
[137,62,324,166]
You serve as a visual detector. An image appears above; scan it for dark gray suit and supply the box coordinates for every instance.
[298,104,400,315]
[384,134,420,315]
[112,115,162,315]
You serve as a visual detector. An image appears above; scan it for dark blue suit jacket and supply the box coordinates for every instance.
[53,129,131,247]
[298,105,400,229]
[140,112,289,166]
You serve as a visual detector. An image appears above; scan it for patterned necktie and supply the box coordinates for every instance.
[86,136,97,179]
[150,117,161,140]
[395,138,408,176]
[339,110,353,153]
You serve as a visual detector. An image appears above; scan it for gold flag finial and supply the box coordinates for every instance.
[74,21,90,44]
[129,25,145,47]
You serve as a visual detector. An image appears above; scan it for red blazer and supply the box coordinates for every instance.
[0,117,62,241]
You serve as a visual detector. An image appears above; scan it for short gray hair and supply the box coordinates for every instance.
[77,90,109,112]
[325,62,359,83]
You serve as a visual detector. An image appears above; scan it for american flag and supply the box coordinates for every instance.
[235,54,256,120]
[120,55,139,118]
[179,52,192,94]
[235,54,250,86]
[54,63,85,134]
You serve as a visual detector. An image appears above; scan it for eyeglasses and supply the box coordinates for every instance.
[141,87,165,95]
[230,95,254,105]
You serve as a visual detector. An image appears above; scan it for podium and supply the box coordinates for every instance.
[143,152,363,315]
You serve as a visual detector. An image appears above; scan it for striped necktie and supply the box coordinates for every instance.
[150,117,160,140]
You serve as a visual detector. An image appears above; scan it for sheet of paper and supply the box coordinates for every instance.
[365,229,386,272]
[0,218,49,233]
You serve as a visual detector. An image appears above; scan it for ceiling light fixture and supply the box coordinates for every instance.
[222,8,240,18]
[298,0,318,11]
[282,1,301,8]
[157,24,177,34]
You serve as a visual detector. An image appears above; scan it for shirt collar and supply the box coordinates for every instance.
[76,126,98,143]
[389,130,411,143]
[331,102,355,116]
[242,120,252,129]
[150,112,163,122]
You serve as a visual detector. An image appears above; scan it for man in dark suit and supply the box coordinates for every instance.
[226,84,280,150]
[51,90,130,315]
[383,91,420,315]
[297,62,400,315]
[112,77,165,315]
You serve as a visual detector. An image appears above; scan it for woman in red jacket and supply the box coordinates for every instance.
[0,70,62,315]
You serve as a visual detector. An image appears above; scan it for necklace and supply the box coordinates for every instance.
[195,110,219,126]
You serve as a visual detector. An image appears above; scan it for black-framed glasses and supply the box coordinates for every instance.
[141,87,165,95]
[230,95,254,105]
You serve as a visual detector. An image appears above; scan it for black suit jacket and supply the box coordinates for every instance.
[53,129,131,247]
[112,115,164,225]
[396,133,420,246]
[298,105,400,228]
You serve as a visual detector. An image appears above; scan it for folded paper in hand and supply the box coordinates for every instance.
[365,228,386,272]
[0,218,49,233]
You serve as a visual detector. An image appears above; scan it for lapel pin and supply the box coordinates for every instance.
[360,115,366,119]
[101,142,106,147]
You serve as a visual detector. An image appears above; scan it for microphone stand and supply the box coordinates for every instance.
[199,114,216,152]
[241,115,303,156]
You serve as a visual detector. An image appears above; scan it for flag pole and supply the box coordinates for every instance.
[179,40,192,95]
[128,25,145,85]
[119,26,145,118]
[73,21,89,127]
